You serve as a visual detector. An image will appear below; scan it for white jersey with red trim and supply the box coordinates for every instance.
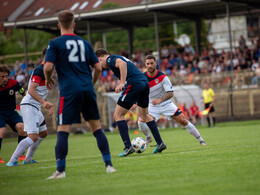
[21,63,48,109]
[144,70,173,107]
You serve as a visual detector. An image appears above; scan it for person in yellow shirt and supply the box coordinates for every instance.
[202,83,216,127]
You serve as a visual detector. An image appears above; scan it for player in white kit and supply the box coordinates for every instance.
[6,48,53,166]
[138,55,206,146]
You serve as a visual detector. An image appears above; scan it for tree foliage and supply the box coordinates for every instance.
[0,29,54,63]
[0,19,209,64]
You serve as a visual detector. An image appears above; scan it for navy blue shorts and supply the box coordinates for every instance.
[57,89,100,125]
[0,111,23,132]
[118,80,149,110]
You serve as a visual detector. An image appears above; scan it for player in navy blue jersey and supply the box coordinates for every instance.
[95,49,166,157]
[0,65,27,163]
[6,48,54,167]
[44,10,116,179]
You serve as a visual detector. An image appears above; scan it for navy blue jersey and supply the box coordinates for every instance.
[0,79,25,112]
[45,34,99,96]
[106,55,147,84]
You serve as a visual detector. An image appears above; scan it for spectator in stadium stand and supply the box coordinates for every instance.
[177,53,187,68]
[208,43,217,59]
[168,44,178,56]
[251,63,260,87]
[161,45,169,58]
[44,10,116,179]
[191,62,201,74]
[201,46,209,59]
[239,35,247,51]
[95,48,167,156]
[16,71,25,85]
[144,47,153,56]
[20,59,27,71]
[179,65,187,77]
[251,59,259,71]
[184,44,195,55]
[168,53,177,67]
[0,65,27,164]
[27,59,35,75]
[202,83,216,127]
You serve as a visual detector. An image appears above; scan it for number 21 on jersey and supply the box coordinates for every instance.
[66,40,86,62]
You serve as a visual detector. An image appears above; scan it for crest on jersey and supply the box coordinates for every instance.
[155,79,159,83]
[107,57,111,63]
[9,89,14,95]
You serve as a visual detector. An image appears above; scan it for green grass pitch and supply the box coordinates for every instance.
[0,120,260,195]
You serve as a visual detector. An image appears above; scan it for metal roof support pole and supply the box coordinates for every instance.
[23,28,28,66]
[195,17,201,55]
[154,12,160,67]
[127,26,134,58]
[87,21,91,44]
[226,2,234,117]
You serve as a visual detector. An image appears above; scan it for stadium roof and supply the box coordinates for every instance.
[3,0,260,35]
[0,0,24,31]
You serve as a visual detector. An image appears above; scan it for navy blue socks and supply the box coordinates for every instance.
[146,120,163,145]
[93,129,112,167]
[55,131,69,173]
[116,120,131,148]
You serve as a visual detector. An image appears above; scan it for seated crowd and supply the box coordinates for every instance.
[1,39,260,92]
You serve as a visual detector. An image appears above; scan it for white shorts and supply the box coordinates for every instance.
[148,102,179,122]
[21,104,47,134]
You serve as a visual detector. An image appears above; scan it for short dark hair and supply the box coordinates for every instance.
[58,10,74,29]
[145,55,156,61]
[0,65,11,74]
[95,48,110,57]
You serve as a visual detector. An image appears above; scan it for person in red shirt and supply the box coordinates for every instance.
[190,101,199,124]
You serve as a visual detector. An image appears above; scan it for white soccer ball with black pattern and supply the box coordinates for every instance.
[131,137,147,153]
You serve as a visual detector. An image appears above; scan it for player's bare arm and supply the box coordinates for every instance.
[152,91,173,105]
[92,62,102,85]
[44,62,55,90]
[115,59,127,93]
[28,82,53,116]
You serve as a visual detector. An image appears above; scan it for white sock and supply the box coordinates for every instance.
[9,137,34,162]
[185,121,203,142]
[25,137,44,162]
[138,121,151,138]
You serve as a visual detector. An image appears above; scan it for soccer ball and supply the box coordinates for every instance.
[131,137,147,153]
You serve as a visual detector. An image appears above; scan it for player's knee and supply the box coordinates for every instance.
[0,128,6,138]
[39,130,47,138]
[113,112,124,121]
[138,117,144,123]
[177,115,188,126]
[28,134,39,142]
[16,123,24,133]
[181,119,188,126]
